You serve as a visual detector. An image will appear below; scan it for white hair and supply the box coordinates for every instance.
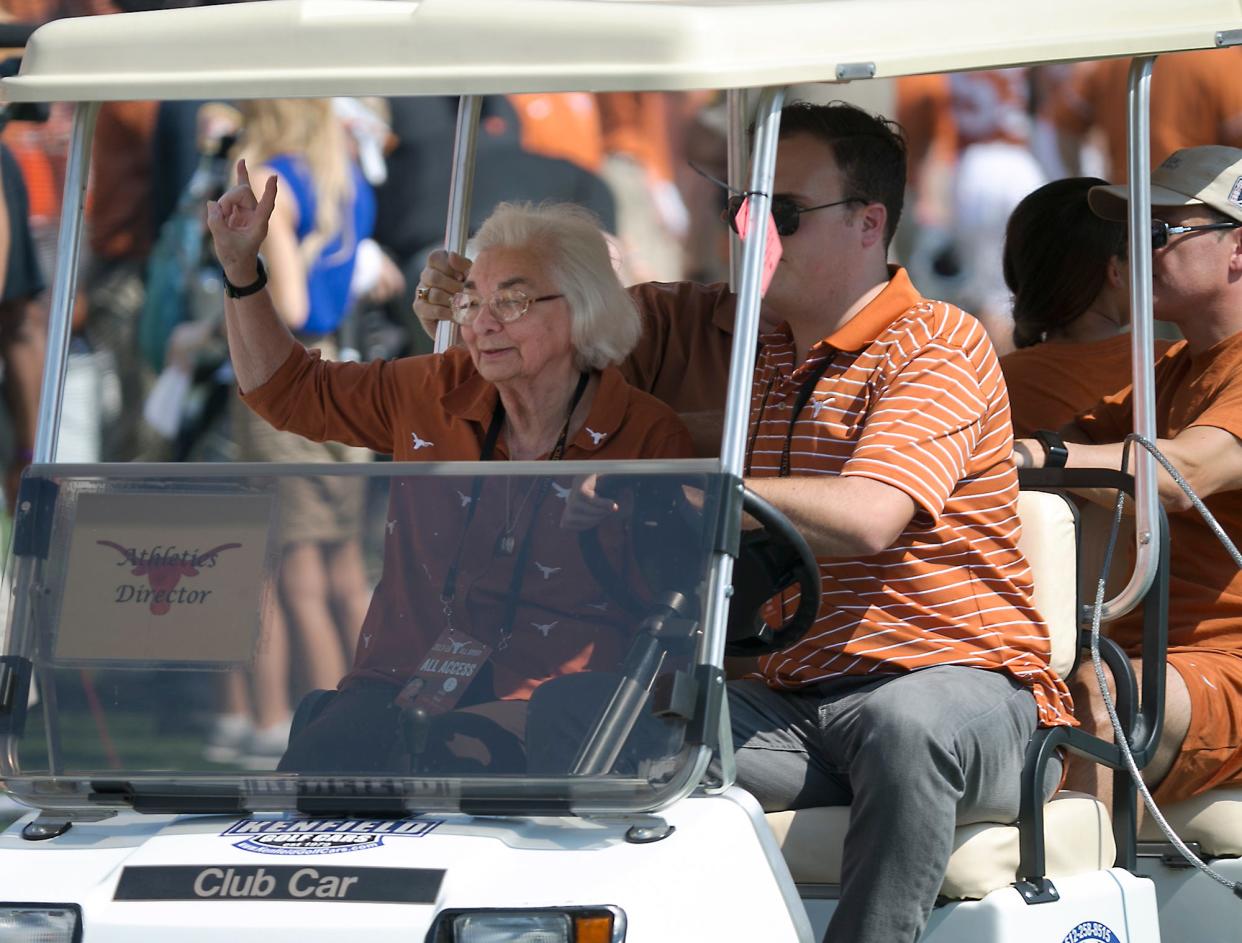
[471,202,641,371]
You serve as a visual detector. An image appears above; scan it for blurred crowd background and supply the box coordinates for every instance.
[0,0,1239,766]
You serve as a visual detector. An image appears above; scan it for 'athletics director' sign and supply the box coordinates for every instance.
[54,492,273,664]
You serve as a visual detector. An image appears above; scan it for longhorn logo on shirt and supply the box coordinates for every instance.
[97,540,242,615]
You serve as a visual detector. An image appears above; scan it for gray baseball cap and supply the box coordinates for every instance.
[1089,145,1242,224]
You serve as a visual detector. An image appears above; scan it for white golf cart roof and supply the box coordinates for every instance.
[3,0,1241,102]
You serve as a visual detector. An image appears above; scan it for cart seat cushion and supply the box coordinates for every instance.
[1138,787,1242,857]
[765,792,1114,899]
[1015,490,1079,679]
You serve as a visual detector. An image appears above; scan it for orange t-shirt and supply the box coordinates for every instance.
[1075,334,1242,654]
[1001,334,1175,437]
[243,344,694,698]
[507,93,605,174]
[598,92,674,182]
[745,268,1073,728]
[1048,49,1242,182]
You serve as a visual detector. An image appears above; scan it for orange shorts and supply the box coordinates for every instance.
[1154,648,1242,804]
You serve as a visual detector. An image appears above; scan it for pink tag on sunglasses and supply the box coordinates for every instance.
[734,195,783,297]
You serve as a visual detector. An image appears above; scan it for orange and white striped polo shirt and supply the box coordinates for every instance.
[746,268,1073,728]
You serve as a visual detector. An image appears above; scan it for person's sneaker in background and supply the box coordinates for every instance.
[241,718,293,771]
[202,713,252,764]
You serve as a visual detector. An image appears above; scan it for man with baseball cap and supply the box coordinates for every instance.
[1016,144,1242,809]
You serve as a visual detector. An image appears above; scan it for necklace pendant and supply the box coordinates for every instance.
[496,533,516,556]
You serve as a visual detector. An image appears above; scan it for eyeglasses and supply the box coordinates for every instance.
[1151,218,1242,250]
[724,194,867,238]
[449,289,564,325]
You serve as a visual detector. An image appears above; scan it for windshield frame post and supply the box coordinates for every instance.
[1102,55,1159,621]
[434,94,482,354]
[32,100,98,464]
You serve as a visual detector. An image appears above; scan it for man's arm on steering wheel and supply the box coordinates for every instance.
[744,475,916,558]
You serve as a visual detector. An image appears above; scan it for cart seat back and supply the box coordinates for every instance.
[767,792,1114,897]
[1139,787,1242,858]
[1017,489,1079,679]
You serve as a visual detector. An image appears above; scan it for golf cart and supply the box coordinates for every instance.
[0,2,1240,942]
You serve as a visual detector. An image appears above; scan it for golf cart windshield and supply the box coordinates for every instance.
[0,460,726,816]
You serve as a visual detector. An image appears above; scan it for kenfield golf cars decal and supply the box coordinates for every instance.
[1062,921,1122,943]
[222,817,443,856]
[114,865,443,904]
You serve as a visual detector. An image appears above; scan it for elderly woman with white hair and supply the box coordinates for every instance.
[208,163,692,772]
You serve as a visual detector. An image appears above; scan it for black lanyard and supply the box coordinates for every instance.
[440,371,591,643]
[745,355,834,477]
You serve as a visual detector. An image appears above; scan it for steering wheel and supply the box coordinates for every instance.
[577,476,819,656]
[724,489,820,657]
[577,474,707,620]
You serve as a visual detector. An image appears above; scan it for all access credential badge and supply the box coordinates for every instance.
[395,629,491,715]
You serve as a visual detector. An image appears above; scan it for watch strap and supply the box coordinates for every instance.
[223,257,267,299]
[1033,429,1069,469]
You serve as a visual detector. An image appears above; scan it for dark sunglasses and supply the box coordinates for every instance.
[724,193,867,238]
[1151,217,1242,249]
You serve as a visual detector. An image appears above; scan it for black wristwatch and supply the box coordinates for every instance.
[1033,429,1069,469]
[223,257,268,299]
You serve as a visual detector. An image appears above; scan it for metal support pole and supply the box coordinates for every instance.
[33,101,98,463]
[702,86,785,670]
[718,86,783,481]
[726,89,747,292]
[434,95,482,354]
[1102,57,1158,621]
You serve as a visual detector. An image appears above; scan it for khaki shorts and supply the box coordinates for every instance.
[231,347,370,548]
[1155,648,1242,804]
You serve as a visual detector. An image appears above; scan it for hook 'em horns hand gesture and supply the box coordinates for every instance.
[206,158,278,286]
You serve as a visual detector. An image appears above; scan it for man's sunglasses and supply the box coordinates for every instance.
[724,194,867,238]
[1151,218,1242,250]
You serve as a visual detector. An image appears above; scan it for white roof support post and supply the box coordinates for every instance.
[32,100,97,463]
[726,88,747,292]
[719,86,784,480]
[1103,57,1159,622]
[703,86,786,673]
[434,94,482,354]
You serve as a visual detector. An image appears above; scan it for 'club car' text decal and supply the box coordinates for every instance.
[222,817,443,856]
[114,865,443,903]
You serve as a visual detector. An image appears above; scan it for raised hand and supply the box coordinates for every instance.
[413,249,473,330]
[205,158,277,285]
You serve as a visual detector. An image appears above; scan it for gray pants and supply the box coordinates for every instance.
[727,666,1060,943]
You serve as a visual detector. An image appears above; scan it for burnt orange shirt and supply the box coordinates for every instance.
[1075,334,1242,654]
[507,93,605,174]
[88,100,158,261]
[896,74,957,187]
[1049,50,1242,182]
[243,344,693,698]
[598,92,674,182]
[746,268,1073,728]
[623,280,735,416]
[1001,334,1175,438]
